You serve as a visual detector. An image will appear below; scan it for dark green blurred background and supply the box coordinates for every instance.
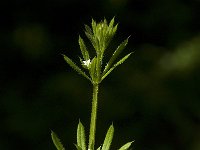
[1,0,200,150]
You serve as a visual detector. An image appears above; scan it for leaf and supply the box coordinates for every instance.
[92,19,97,34]
[63,54,91,82]
[51,131,65,150]
[89,57,97,81]
[107,17,115,37]
[79,36,90,60]
[101,52,133,81]
[118,141,134,150]
[101,124,114,150]
[85,24,93,35]
[77,121,86,150]
[85,32,96,50]
[102,18,108,36]
[88,140,94,150]
[103,17,116,48]
[108,17,115,31]
[103,37,130,75]
[112,24,118,35]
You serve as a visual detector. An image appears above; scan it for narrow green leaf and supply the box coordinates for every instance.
[118,141,134,150]
[85,24,93,35]
[112,24,118,35]
[103,18,107,25]
[95,37,101,55]
[102,19,108,36]
[92,19,97,34]
[77,121,86,150]
[101,124,114,150]
[85,32,96,49]
[51,131,65,150]
[101,52,132,81]
[108,17,115,33]
[89,57,97,81]
[63,55,91,82]
[106,19,117,48]
[79,36,90,60]
[88,140,94,150]
[103,37,129,75]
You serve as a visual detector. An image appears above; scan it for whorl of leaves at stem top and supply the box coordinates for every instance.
[63,17,132,85]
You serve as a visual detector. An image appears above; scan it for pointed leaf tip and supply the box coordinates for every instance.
[51,131,65,150]
[103,37,130,75]
[101,124,114,150]
[101,52,133,81]
[78,36,90,60]
[77,121,86,150]
[118,141,134,150]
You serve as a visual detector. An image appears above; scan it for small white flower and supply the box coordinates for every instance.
[83,59,91,67]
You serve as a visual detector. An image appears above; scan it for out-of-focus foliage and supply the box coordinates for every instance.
[160,36,200,73]
[0,0,199,150]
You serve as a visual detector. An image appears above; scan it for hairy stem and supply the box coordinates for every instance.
[89,83,99,150]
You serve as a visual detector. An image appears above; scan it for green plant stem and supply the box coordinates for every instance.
[89,83,99,150]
